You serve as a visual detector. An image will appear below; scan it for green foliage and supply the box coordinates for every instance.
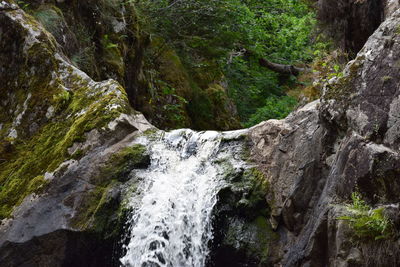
[339,192,394,241]
[71,46,96,72]
[102,34,119,50]
[17,0,30,10]
[71,25,96,72]
[245,95,297,127]
[134,0,316,126]
[95,144,149,185]
[100,34,125,77]
[225,0,315,124]
[244,0,316,63]
[225,57,282,121]
[150,77,189,129]
[187,84,214,128]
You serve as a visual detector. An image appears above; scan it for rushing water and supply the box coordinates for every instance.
[120,129,246,267]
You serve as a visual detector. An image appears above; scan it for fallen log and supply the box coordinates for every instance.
[258,58,305,76]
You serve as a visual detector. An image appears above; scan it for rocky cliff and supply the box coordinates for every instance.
[0,1,155,265]
[318,0,400,56]
[250,7,400,266]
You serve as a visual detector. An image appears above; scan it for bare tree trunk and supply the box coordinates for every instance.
[259,58,304,76]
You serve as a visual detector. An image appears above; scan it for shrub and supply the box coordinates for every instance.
[339,192,393,241]
[245,95,297,127]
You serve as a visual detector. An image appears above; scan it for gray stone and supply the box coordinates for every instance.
[248,9,400,267]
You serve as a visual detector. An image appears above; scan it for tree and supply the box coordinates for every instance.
[134,0,316,124]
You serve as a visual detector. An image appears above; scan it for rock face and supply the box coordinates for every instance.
[317,0,400,55]
[249,9,400,266]
[210,161,278,266]
[0,2,155,265]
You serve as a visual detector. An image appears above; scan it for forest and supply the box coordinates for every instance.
[131,0,318,126]
[16,0,329,129]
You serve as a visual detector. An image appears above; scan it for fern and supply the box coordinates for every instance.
[339,192,393,241]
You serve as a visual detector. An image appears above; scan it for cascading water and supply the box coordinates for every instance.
[120,129,247,267]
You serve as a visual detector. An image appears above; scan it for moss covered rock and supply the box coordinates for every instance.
[0,4,136,218]
[0,4,155,265]
[209,163,277,266]
[16,0,241,131]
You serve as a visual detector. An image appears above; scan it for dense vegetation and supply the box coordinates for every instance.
[134,0,317,125]
[18,0,318,128]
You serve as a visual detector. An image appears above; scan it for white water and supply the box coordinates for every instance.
[120,129,246,267]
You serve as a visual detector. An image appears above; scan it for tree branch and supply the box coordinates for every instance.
[258,58,305,76]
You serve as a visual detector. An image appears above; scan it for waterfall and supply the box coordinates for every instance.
[120,129,247,267]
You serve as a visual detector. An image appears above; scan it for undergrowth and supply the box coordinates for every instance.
[339,192,393,241]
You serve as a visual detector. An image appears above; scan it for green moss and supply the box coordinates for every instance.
[71,178,134,237]
[0,37,133,219]
[70,181,123,237]
[53,90,72,111]
[223,165,270,219]
[240,168,270,215]
[250,216,279,262]
[73,186,107,229]
[93,144,149,185]
[0,0,141,221]
[224,215,278,264]
[142,128,161,140]
[27,175,49,193]
[395,25,400,35]
[0,100,118,219]
[0,174,49,218]
[324,59,362,102]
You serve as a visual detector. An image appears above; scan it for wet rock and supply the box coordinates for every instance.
[0,230,119,267]
[209,166,278,266]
